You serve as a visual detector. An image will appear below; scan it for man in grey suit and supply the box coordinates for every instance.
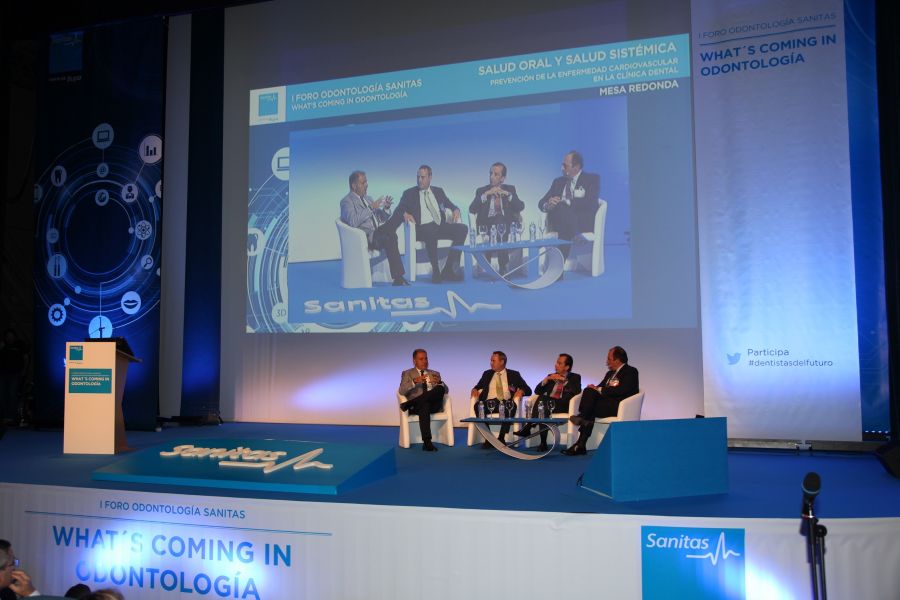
[398,348,447,452]
[339,170,409,286]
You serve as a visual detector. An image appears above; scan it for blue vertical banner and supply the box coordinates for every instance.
[33,19,165,429]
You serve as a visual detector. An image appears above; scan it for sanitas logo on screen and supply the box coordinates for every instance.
[304,290,502,318]
[304,295,430,314]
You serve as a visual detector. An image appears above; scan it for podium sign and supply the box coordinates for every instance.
[64,341,138,454]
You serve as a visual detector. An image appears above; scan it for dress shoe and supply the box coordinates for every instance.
[513,426,532,437]
[392,277,411,286]
[537,443,549,452]
[423,440,437,452]
[481,440,491,449]
[561,444,587,456]
[569,415,588,427]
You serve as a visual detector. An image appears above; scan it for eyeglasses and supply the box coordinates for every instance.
[3,559,19,569]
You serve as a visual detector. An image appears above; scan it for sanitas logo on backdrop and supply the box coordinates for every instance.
[641,526,745,600]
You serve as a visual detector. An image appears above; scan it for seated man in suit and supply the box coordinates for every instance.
[388,165,468,283]
[468,162,525,276]
[538,150,600,252]
[339,170,409,286]
[563,346,638,455]
[514,353,582,452]
[470,350,532,448]
[398,349,446,452]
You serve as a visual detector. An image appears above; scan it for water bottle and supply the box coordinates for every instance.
[469,228,476,247]
[529,222,536,241]
[477,400,485,419]
[490,224,497,246]
[499,399,506,419]
[538,399,546,419]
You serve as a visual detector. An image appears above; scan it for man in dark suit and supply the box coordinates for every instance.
[468,162,525,276]
[470,350,532,448]
[514,353,582,452]
[398,348,446,452]
[563,346,638,455]
[538,150,600,247]
[388,165,468,283]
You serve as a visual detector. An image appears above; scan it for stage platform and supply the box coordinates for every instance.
[1,422,897,518]
[1,423,899,599]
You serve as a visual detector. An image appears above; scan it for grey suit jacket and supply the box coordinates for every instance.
[399,367,446,402]
[340,191,390,244]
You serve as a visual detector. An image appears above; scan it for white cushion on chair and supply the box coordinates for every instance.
[564,199,607,277]
[397,391,455,448]
[402,220,457,282]
[335,220,392,288]
[523,393,577,448]
[567,389,644,450]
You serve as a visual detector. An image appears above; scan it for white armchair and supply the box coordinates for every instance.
[466,392,520,446]
[567,389,644,450]
[335,219,392,288]
[402,216,457,282]
[397,390,455,449]
[522,392,581,448]
[564,198,607,276]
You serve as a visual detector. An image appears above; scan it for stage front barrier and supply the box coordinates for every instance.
[580,417,728,501]
[63,341,140,455]
[0,482,898,599]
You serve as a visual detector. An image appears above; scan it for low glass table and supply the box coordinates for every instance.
[461,417,569,460]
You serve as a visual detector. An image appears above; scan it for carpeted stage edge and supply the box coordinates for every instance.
[1,422,898,519]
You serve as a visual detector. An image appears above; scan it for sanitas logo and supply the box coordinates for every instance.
[391,290,501,318]
[645,532,710,551]
[641,526,745,600]
[303,290,501,320]
[304,295,430,314]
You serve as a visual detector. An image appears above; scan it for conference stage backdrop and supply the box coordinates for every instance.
[33,19,166,429]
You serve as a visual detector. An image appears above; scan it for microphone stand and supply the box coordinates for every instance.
[802,497,828,599]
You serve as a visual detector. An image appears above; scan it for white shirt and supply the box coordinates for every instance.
[564,170,582,205]
[488,369,510,401]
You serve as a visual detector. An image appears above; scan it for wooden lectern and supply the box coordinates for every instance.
[63,340,141,454]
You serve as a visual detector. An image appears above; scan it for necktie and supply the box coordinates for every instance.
[550,379,565,399]
[491,194,502,217]
[494,372,504,400]
[361,196,377,227]
[424,189,441,223]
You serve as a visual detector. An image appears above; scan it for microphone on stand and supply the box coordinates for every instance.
[801,471,821,519]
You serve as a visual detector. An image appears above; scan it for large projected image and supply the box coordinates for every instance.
[248,35,694,333]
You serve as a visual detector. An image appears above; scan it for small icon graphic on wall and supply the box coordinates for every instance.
[48,303,67,326]
[69,345,83,361]
[139,135,163,165]
[727,353,741,365]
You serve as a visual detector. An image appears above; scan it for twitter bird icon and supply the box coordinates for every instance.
[727,353,741,365]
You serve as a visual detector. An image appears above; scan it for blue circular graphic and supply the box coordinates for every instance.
[35,127,162,335]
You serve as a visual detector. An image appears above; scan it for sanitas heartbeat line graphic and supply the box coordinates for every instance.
[686,532,741,566]
[391,290,501,318]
